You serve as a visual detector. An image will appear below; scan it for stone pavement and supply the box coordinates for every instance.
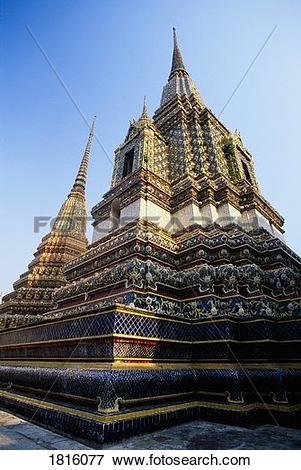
[107,420,301,450]
[0,410,301,450]
[0,411,91,450]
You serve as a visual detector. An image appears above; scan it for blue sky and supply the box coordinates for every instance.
[1,0,301,295]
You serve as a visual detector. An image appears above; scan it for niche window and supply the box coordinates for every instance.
[122,148,134,177]
[242,160,252,184]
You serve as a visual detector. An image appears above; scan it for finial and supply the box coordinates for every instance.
[169,27,186,79]
[173,27,177,45]
[90,116,96,135]
[72,116,96,192]
[140,95,149,119]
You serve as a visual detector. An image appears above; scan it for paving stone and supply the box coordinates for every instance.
[0,434,45,450]
[0,410,301,450]
[0,411,22,427]
[51,439,92,450]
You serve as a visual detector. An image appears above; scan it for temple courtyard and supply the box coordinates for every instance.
[0,410,300,450]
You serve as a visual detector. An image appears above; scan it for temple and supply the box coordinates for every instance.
[0,30,300,443]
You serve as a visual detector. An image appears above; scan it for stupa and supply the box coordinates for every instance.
[0,30,300,443]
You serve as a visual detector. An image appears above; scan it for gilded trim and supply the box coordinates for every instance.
[0,390,300,425]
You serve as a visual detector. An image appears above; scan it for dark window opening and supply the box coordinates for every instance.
[122,148,134,177]
[242,160,252,183]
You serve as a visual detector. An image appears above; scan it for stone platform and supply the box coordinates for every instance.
[1,364,301,443]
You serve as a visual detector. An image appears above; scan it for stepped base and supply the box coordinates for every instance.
[0,366,300,442]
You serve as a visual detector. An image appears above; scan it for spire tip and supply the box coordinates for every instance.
[169,27,186,78]
[140,95,150,120]
[72,119,95,193]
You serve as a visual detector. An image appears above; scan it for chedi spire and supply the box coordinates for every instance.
[0,118,96,328]
[169,27,187,78]
[159,28,204,107]
[72,117,96,193]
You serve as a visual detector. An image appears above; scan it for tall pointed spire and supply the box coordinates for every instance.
[72,117,96,193]
[0,120,96,325]
[159,28,204,107]
[139,96,151,121]
[169,27,187,79]
[52,117,95,234]
[141,96,148,118]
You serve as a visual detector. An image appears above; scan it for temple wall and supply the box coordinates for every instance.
[271,224,285,241]
[92,217,113,242]
[199,203,219,227]
[217,203,241,227]
[140,199,170,229]
[120,199,141,226]
[93,198,171,242]
[240,208,284,240]
[92,198,285,242]
[171,203,200,232]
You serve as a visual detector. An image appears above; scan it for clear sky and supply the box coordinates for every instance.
[1,0,301,296]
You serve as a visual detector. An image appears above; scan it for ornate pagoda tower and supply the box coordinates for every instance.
[90,28,284,243]
[0,31,300,443]
[0,118,95,329]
